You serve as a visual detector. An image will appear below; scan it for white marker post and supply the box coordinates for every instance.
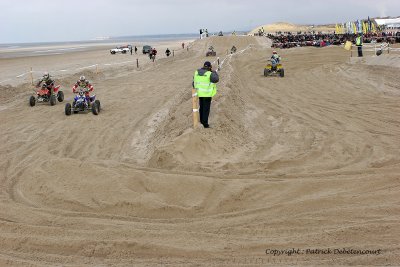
[30,67,33,85]
[192,88,199,128]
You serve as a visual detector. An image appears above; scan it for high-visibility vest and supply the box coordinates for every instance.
[193,70,217,97]
[356,36,362,46]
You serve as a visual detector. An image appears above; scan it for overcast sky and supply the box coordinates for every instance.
[1,0,399,43]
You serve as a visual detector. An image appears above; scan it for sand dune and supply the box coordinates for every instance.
[249,22,335,35]
[0,36,399,266]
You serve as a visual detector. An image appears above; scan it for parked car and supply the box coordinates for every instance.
[142,45,152,54]
[110,45,131,55]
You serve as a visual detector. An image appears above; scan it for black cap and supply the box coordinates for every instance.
[204,61,212,68]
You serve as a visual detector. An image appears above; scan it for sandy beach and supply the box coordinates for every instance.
[0,35,399,266]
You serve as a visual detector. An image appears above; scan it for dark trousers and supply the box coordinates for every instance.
[357,46,363,57]
[199,97,212,127]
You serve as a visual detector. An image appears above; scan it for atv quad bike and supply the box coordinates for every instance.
[264,60,284,77]
[29,83,64,107]
[65,88,100,116]
[206,46,216,57]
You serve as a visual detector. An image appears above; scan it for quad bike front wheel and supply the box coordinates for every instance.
[94,100,101,111]
[92,100,100,115]
[279,69,285,77]
[29,96,36,107]
[65,103,72,116]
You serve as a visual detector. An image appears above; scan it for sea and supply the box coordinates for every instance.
[0,33,201,58]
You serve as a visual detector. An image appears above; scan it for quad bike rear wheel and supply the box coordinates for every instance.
[29,96,36,107]
[50,95,56,106]
[264,69,269,77]
[57,91,64,102]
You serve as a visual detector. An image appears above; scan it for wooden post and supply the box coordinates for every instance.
[192,88,199,128]
[136,58,139,68]
[30,67,33,85]
[173,50,175,57]
[388,42,390,54]
[96,64,99,75]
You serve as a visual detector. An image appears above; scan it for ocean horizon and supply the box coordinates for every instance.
[0,30,251,47]
[0,33,202,59]
[0,33,201,48]
[0,31,248,58]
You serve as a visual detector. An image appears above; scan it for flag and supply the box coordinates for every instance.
[344,41,352,51]
[368,16,371,33]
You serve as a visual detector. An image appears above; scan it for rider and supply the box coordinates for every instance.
[271,50,281,63]
[72,75,94,105]
[36,72,55,97]
[231,45,237,54]
[150,48,157,60]
[165,48,171,57]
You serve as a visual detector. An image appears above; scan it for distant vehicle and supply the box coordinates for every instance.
[142,45,152,54]
[218,31,223,36]
[110,45,131,55]
[206,45,216,57]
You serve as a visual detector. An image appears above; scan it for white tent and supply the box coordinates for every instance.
[375,18,400,27]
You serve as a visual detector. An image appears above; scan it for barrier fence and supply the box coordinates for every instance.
[0,47,188,86]
[350,42,400,57]
[1,61,129,85]
[2,41,397,86]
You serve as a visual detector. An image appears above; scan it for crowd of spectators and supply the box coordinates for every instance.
[261,31,400,49]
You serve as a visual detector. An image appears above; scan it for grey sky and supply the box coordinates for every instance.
[1,0,399,43]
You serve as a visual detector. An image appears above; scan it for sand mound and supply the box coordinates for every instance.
[351,53,400,68]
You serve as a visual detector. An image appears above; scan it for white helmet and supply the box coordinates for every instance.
[43,72,49,79]
[79,75,86,82]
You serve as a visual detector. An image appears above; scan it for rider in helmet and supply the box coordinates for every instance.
[36,72,55,96]
[271,50,281,63]
[72,75,95,105]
